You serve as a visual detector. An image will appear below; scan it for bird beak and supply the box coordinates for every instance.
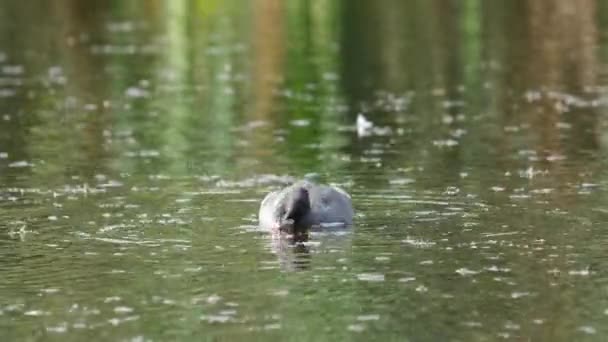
[278,218,295,232]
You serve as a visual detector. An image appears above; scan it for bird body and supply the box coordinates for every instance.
[259,180,354,231]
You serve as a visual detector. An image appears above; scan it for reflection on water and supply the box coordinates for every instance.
[2,1,608,340]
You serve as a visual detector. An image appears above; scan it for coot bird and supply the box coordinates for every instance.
[259,180,354,231]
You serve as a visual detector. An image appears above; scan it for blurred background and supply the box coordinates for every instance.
[1,0,607,182]
[2,1,608,341]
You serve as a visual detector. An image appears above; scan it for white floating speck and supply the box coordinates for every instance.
[462,321,482,327]
[546,154,565,162]
[104,296,121,303]
[270,289,289,297]
[41,288,60,294]
[201,315,231,323]
[8,160,31,168]
[46,324,68,333]
[347,324,365,332]
[568,268,591,276]
[504,321,520,330]
[455,268,479,276]
[206,294,222,304]
[578,326,596,335]
[357,114,373,137]
[125,86,149,98]
[290,119,310,127]
[415,285,428,293]
[433,139,458,147]
[402,237,436,248]
[511,292,530,299]
[356,273,385,282]
[389,178,415,185]
[114,306,133,314]
[264,323,281,330]
[398,277,416,283]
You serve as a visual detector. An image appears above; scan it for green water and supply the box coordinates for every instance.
[2,1,608,341]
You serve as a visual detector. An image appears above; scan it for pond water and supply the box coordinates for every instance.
[2,1,608,341]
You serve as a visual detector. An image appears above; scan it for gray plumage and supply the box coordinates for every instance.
[259,180,354,230]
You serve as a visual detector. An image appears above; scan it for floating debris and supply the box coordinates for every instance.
[357,114,373,137]
[357,273,385,282]
[455,268,479,276]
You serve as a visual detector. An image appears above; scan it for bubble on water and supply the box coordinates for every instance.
[108,315,139,326]
[504,321,520,330]
[270,289,289,297]
[98,180,124,188]
[184,266,202,273]
[389,178,415,185]
[41,288,60,294]
[206,294,222,304]
[357,273,385,282]
[578,326,596,335]
[491,186,505,192]
[126,150,160,158]
[83,103,98,111]
[530,188,553,194]
[415,285,428,293]
[485,266,511,273]
[8,160,31,168]
[443,186,460,195]
[546,154,565,162]
[201,314,232,323]
[104,296,121,303]
[524,90,542,102]
[419,260,433,265]
[462,321,482,327]
[107,21,135,32]
[72,322,87,329]
[46,323,68,333]
[347,324,365,332]
[0,88,17,97]
[569,268,591,276]
[357,314,380,321]
[509,291,530,299]
[2,65,24,75]
[24,310,48,316]
[264,323,281,330]
[125,86,149,98]
[455,268,479,276]
[402,237,436,248]
[114,306,133,314]
[290,119,310,127]
[433,139,458,147]
[398,277,416,283]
